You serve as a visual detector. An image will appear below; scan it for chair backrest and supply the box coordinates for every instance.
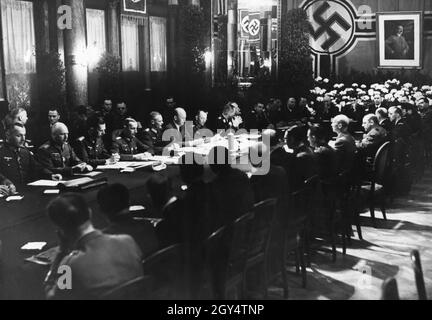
[204,226,227,266]
[381,277,400,300]
[374,142,391,185]
[99,276,152,300]
[247,198,277,258]
[142,243,189,298]
[411,250,427,300]
[226,212,255,273]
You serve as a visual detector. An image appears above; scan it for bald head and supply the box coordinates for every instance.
[174,108,187,126]
[51,122,69,144]
[331,114,350,134]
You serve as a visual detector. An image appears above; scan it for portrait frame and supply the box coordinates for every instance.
[376,12,423,69]
[121,0,147,16]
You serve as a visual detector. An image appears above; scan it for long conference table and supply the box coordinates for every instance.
[0,162,184,300]
[0,135,261,299]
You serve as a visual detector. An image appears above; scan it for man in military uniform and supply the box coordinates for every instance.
[75,117,120,169]
[111,118,152,161]
[141,112,168,155]
[37,122,92,177]
[0,124,52,189]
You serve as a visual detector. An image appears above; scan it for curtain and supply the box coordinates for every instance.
[150,16,167,72]
[1,0,36,74]
[86,8,106,71]
[121,15,140,71]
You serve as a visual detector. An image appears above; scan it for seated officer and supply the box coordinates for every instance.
[111,118,152,161]
[75,116,119,169]
[0,123,52,187]
[37,122,92,177]
[141,112,168,155]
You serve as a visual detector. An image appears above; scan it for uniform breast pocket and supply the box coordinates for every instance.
[51,153,63,166]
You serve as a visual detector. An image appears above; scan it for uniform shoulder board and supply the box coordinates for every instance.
[145,128,150,132]
[116,136,122,140]
[40,143,50,150]
[77,136,85,142]
[30,151,34,156]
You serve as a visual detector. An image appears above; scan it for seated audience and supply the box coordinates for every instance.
[97,183,159,257]
[111,118,152,160]
[37,122,92,177]
[44,193,144,300]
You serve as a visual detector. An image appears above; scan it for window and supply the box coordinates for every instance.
[121,16,140,71]
[1,0,36,74]
[86,8,106,71]
[150,16,167,72]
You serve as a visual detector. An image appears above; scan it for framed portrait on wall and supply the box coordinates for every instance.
[377,12,423,68]
[122,0,146,16]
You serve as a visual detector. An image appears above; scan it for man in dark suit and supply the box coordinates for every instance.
[97,183,159,258]
[389,106,411,143]
[308,125,338,181]
[271,125,315,193]
[208,146,254,231]
[44,193,144,300]
[330,115,357,173]
[357,114,388,159]
[165,107,193,146]
[376,107,393,134]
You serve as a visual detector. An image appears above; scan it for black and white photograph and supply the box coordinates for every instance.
[0,0,432,307]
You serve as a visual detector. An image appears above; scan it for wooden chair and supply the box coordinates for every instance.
[99,276,153,300]
[280,176,319,298]
[142,243,190,299]
[381,277,400,300]
[208,212,254,300]
[361,142,391,226]
[411,250,427,300]
[243,198,277,299]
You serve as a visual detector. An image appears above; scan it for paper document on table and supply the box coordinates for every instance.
[76,171,103,177]
[60,177,93,187]
[149,156,181,165]
[28,180,61,187]
[21,242,47,251]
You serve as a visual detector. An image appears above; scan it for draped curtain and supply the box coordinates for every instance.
[150,16,167,72]
[1,0,36,74]
[121,15,140,71]
[86,8,106,71]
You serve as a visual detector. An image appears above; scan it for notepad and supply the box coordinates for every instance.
[28,180,60,187]
[6,195,24,202]
[44,189,60,195]
[21,242,47,251]
[76,171,102,177]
